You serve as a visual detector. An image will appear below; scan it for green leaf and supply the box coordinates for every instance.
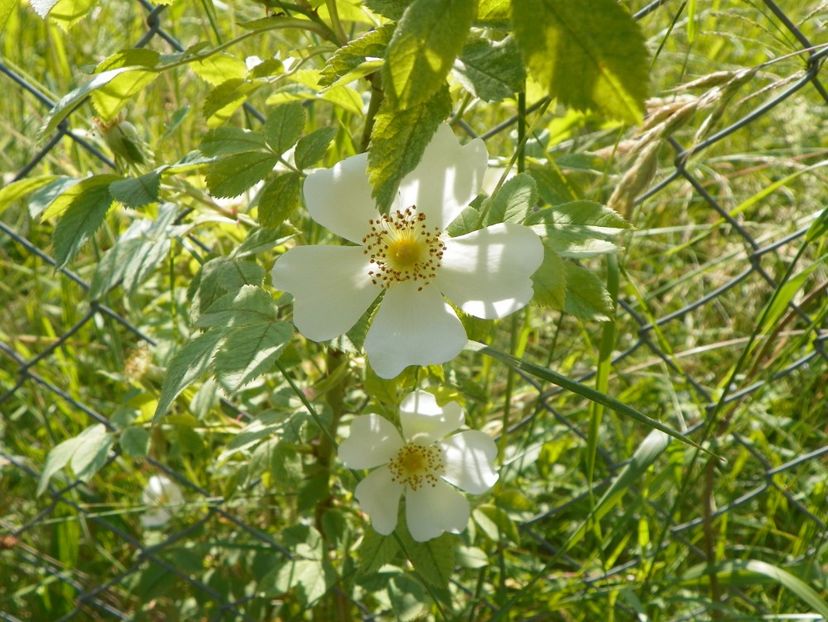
[41,67,152,137]
[388,575,428,621]
[191,52,247,86]
[263,103,305,154]
[365,0,410,19]
[189,257,265,319]
[262,559,331,605]
[90,203,179,298]
[528,162,578,205]
[358,529,400,575]
[154,330,224,421]
[456,36,526,102]
[483,173,537,225]
[319,24,394,87]
[469,342,714,454]
[1,0,16,32]
[257,172,301,228]
[395,517,458,588]
[120,427,151,457]
[203,78,261,127]
[196,285,279,329]
[759,259,824,336]
[205,151,278,198]
[294,127,337,170]
[472,504,520,543]
[531,243,566,309]
[215,321,292,391]
[368,85,451,211]
[53,183,115,268]
[70,424,114,482]
[109,171,161,208]
[529,201,629,258]
[200,127,267,156]
[0,175,60,216]
[563,262,613,321]
[37,424,112,495]
[383,0,476,109]
[512,0,649,123]
[41,174,121,221]
[91,49,161,121]
[232,227,292,258]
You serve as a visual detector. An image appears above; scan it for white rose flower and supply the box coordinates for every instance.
[338,390,498,542]
[140,475,184,529]
[271,124,544,378]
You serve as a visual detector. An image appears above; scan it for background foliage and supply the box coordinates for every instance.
[1,0,827,620]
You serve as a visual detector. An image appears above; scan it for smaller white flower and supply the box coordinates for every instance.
[141,475,184,529]
[338,390,498,542]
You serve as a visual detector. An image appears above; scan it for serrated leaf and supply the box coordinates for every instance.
[262,559,331,605]
[395,517,457,588]
[529,201,629,257]
[109,171,161,208]
[91,49,161,121]
[563,262,613,321]
[200,127,267,156]
[120,427,150,457]
[203,78,261,127]
[191,52,247,86]
[531,243,566,309]
[189,257,265,319]
[205,151,278,198]
[215,321,292,391]
[90,203,178,298]
[368,85,451,211]
[41,174,121,221]
[358,529,400,575]
[263,103,305,154]
[483,173,536,225]
[527,162,578,205]
[53,183,115,268]
[456,36,525,102]
[257,172,301,228]
[196,285,279,329]
[512,0,649,123]
[154,330,224,420]
[232,227,292,258]
[319,24,393,86]
[384,0,475,109]
[294,127,337,169]
[364,0,410,19]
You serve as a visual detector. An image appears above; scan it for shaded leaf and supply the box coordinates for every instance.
[531,243,566,309]
[294,127,337,170]
[395,517,457,588]
[456,36,525,102]
[563,262,613,321]
[200,127,267,156]
[215,321,292,391]
[512,0,649,123]
[319,25,394,87]
[483,173,537,225]
[109,171,161,208]
[120,427,151,457]
[368,85,451,211]
[53,183,115,268]
[383,0,475,109]
[263,102,305,154]
[154,330,224,420]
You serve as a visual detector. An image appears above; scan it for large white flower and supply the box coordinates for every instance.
[271,124,543,378]
[338,390,498,542]
[140,475,184,529]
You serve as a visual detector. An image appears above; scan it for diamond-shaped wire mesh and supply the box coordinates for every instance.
[1,0,826,620]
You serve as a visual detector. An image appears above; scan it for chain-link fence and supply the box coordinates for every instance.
[1,0,827,620]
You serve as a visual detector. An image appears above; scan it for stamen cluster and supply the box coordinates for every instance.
[362,207,446,290]
[387,442,445,491]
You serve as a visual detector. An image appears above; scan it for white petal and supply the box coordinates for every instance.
[364,282,467,379]
[438,223,543,319]
[405,481,470,542]
[355,466,403,535]
[441,431,499,494]
[141,509,172,529]
[338,414,404,470]
[142,475,183,506]
[304,152,380,244]
[271,245,380,341]
[399,390,464,443]
[397,124,488,231]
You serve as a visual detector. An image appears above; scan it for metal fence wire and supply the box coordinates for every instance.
[1,0,827,620]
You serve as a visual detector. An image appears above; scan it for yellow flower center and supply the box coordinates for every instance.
[362,207,445,290]
[387,442,445,491]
